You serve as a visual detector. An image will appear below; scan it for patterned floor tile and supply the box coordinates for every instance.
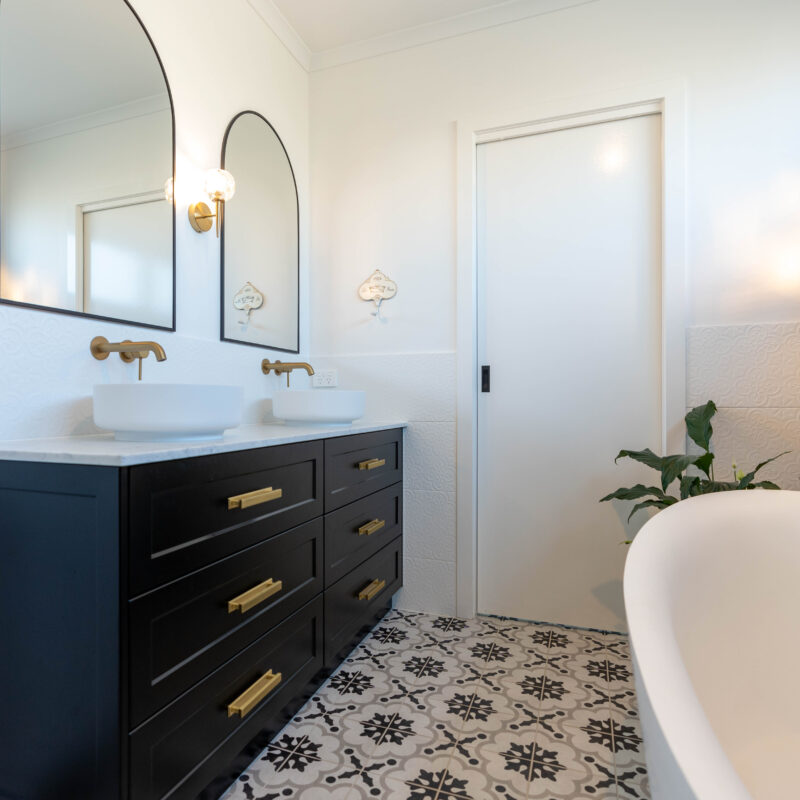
[396,648,469,688]
[428,683,516,734]
[340,701,439,760]
[382,753,500,799]
[615,763,650,800]
[366,620,428,652]
[314,663,396,709]
[222,612,649,800]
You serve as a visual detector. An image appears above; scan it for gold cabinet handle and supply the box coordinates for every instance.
[228,578,283,614]
[228,486,283,510]
[358,519,386,536]
[358,458,386,471]
[227,670,282,718]
[358,578,387,601]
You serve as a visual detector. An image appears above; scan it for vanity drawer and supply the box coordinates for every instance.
[128,517,322,727]
[128,440,323,594]
[324,482,402,585]
[324,537,402,668]
[324,428,403,511]
[129,596,323,800]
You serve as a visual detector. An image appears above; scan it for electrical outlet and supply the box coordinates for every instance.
[312,369,338,388]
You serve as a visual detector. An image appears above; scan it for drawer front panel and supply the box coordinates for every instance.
[130,597,323,800]
[324,538,402,668]
[128,440,323,594]
[129,518,322,727]
[324,483,402,586]
[324,429,403,511]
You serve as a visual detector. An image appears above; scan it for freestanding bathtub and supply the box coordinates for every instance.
[624,491,800,800]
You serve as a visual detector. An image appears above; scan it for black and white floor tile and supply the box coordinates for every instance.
[221,613,649,800]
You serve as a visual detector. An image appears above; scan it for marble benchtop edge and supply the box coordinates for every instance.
[0,420,408,467]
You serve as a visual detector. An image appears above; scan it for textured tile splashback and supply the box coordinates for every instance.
[0,304,301,441]
[688,323,800,489]
[311,353,457,615]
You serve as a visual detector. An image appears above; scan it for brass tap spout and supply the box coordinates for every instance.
[261,359,314,387]
[90,336,167,380]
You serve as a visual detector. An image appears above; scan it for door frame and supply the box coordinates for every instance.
[455,82,687,618]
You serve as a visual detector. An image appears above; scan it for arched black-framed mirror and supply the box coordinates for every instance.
[0,0,176,330]
[220,110,299,353]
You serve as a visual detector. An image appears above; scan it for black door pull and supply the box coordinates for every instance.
[481,365,490,393]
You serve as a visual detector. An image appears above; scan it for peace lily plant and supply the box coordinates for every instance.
[601,400,787,539]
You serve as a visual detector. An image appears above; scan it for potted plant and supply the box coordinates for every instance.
[601,401,786,535]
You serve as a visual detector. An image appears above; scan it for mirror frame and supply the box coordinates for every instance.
[219,110,300,353]
[0,0,177,331]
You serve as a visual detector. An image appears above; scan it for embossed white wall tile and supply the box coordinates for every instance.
[403,421,456,492]
[309,353,455,422]
[403,488,456,563]
[687,323,800,407]
[395,556,456,616]
[703,406,800,490]
[0,303,287,440]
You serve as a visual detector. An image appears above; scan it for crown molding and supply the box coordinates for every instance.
[247,0,312,72]
[310,0,600,71]
[2,93,171,152]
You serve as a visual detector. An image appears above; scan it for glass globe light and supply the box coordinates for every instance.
[204,169,236,202]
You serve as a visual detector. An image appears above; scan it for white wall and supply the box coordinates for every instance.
[308,0,800,616]
[0,0,310,440]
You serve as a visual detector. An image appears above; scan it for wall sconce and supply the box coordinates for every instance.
[188,168,236,237]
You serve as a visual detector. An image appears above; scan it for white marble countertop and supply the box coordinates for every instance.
[0,419,408,467]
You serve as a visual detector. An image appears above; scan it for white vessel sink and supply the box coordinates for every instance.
[272,389,365,424]
[93,384,244,441]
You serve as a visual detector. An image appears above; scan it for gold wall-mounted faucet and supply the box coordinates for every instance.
[90,336,167,381]
[261,359,314,387]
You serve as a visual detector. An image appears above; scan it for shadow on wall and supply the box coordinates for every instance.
[591,579,627,633]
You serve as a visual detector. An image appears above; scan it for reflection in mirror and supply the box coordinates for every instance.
[0,0,175,329]
[221,111,299,352]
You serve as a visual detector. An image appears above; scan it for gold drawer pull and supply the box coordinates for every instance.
[228,578,283,614]
[358,519,386,537]
[358,458,386,471]
[228,486,283,510]
[358,578,387,601]
[227,670,282,718]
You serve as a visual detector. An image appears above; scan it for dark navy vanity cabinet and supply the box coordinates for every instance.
[0,427,403,800]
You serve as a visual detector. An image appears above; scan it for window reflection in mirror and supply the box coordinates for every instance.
[221,111,299,352]
[0,0,175,329]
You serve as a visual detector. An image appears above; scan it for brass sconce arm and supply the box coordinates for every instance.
[90,336,167,380]
[261,360,314,387]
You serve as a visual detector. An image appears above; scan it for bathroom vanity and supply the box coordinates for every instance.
[0,423,405,800]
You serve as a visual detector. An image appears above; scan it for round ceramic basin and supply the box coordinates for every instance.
[272,389,365,424]
[93,383,244,441]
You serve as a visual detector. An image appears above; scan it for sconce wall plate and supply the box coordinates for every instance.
[188,201,214,233]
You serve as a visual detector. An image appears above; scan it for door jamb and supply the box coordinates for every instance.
[455,82,687,618]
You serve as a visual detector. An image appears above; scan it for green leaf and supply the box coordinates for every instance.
[614,448,664,470]
[627,497,678,522]
[737,451,790,488]
[659,455,696,491]
[679,475,700,500]
[693,451,715,478]
[748,480,781,490]
[600,484,666,503]
[685,401,717,452]
[699,480,739,493]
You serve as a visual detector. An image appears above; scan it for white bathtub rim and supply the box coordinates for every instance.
[624,493,759,800]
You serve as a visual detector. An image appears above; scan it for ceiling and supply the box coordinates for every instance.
[270,0,518,53]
